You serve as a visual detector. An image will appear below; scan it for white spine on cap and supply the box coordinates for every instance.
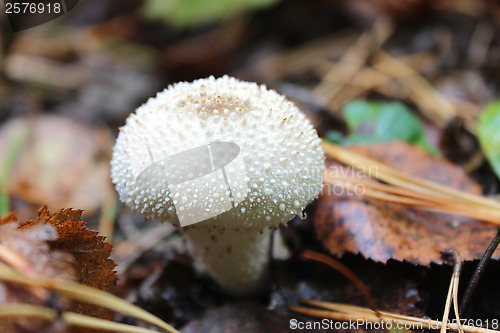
[111,76,325,295]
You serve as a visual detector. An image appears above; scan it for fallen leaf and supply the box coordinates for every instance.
[0,207,117,332]
[0,222,75,280]
[0,222,75,333]
[19,207,117,320]
[0,116,112,219]
[315,141,498,264]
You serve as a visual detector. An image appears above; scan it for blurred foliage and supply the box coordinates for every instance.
[326,99,438,155]
[142,0,279,28]
[478,101,500,180]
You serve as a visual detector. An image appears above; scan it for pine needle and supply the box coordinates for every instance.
[0,262,179,333]
[0,304,166,333]
[321,140,500,225]
[290,302,497,333]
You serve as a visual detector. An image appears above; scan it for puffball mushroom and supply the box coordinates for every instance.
[111,75,324,295]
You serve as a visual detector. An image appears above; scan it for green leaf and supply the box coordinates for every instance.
[324,130,344,144]
[143,0,279,28]
[343,99,380,132]
[335,99,438,155]
[374,102,423,142]
[478,101,500,180]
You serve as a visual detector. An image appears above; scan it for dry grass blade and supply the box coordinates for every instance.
[313,18,394,105]
[55,281,178,333]
[0,261,48,301]
[62,312,169,333]
[440,250,462,333]
[0,304,166,333]
[0,304,57,320]
[290,301,498,333]
[322,140,473,202]
[323,176,500,223]
[321,141,500,225]
[373,50,457,128]
[0,262,179,333]
[298,299,462,327]
[0,243,40,278]
[238,29,359,80]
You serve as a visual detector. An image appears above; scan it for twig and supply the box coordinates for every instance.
[460,227,500,315]
[301,250,379,315]
[373,50,457,129]
[313,17,394,106]
[238,29,360,81]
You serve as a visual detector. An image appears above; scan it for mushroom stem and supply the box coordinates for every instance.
[182,224,272,296]
[111,76,325,296]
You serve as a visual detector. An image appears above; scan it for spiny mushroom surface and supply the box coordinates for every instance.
[111,75,324,295]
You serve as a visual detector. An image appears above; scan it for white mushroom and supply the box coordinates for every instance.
[111,75,324,295]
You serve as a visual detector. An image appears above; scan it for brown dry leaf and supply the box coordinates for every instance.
[0,115,113,219]
[315,141,498,265]
[0,207,117,333]
[0,222,75,333]
[19,207,117,318]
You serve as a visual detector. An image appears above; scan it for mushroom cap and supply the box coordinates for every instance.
[111,75,324,229]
